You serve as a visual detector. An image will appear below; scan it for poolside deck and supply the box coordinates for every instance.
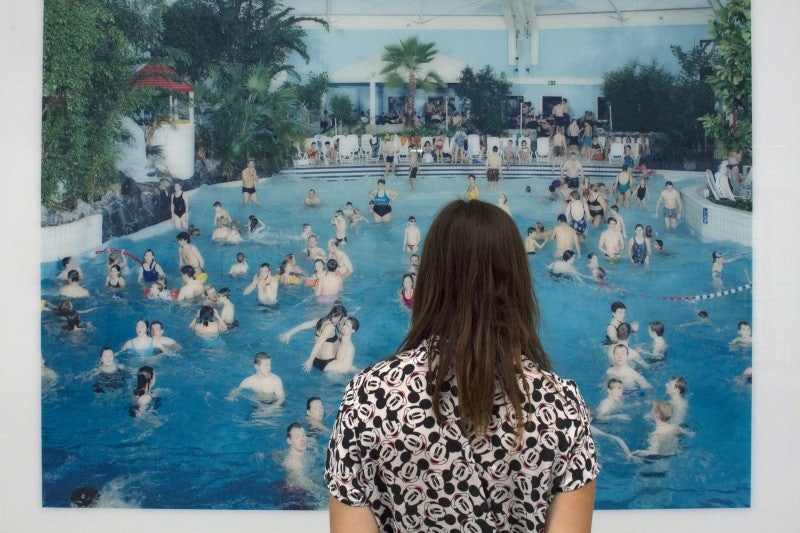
[282,159,624,182]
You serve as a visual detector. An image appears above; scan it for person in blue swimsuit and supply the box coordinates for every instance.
[627,224,651,266]
[137,249,166,285]
[369,179,399,223]
[120,318,157,356]
[612,165,635,208]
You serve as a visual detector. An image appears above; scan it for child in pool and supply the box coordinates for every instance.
[300,223,313,241]
[305,397,330,433]
[666,376,688,426]
[729,320,752,348]
[229,252,249,276]
[632,401,692,457]
[349,209,369,231]
[129,366,158,417]
[711,250,742,285]
[607,344,651,391]
[400,274,415,309]
[647,320,667,358]
[596,378,631,422]
[57,256,83,282]
[227,220,243,243]
[217,287,236,327]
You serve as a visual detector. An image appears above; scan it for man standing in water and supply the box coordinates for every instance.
[226,352,285,404]
[654,180,683,230]
[241,158,260,204]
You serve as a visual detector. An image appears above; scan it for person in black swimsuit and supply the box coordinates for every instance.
[170,182,189,230]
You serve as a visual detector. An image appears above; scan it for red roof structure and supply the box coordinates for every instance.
[132,64,193,93]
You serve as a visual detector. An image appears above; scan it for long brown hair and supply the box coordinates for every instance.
[399,199,552,438]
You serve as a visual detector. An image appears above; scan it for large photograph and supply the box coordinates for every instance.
[38,0,753,521]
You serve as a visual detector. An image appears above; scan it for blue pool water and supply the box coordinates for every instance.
[41,173,751,509]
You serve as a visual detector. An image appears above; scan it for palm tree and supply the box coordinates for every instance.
[380,36,445,127]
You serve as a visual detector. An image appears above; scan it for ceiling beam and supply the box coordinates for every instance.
[606,0,629,23]
[498,0,516,32]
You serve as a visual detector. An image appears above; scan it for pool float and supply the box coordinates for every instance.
[303,277,317,287]
[197,272,208,284]
[94,248,142,263]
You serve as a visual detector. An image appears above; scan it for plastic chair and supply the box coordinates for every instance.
[535,137,551,163]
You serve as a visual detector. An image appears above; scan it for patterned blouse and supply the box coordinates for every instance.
[325,341,599,532]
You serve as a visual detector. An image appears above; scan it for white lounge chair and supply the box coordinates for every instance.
[535,136,550,163]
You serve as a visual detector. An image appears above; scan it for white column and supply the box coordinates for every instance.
[369,76,377,126]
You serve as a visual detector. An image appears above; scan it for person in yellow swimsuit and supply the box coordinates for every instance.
[466,174,480,200]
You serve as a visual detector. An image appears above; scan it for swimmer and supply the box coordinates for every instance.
[465,174,480,201]
[598,218,624,260]
[677,310,721,332]
[589,414,640,462]
[283,423,316,491]
[203,284,219,307]
[105,264,126,289]
[343,202,355,218]
[212,201,231,227]
[606,344,651,390]
[57,256,83,282]
[301,304,346,371]
[632,401,692,457]
[170,182,189,229]
[70,487,100,508]
[596,379,631,422]
[331,210,347,245]
[628,224,651,266]
[176,265,204,301]
[305,258,325,288]
[120,318,157,356]
[243,263,278,306]
[606,301,639,344]
[485,145,502,192]
[403,216,421,252]
[635,176,649,209]
[729,321,752,348]
[189,305,228,337]
[279,304,347,344]
[552,214,581,259]
[241,158,260,204]
[150,320,180,352]
[137,249,166,285]
[646,320,667,359]
[304,189,321,207]
[304,235,326,262]
[106,250,129,275]
[226,352,285,406]
[324,317,360,372]
[59,269,89,298]
[587,252,600,277]
[228,252,249,276]
[565,190,588,241]
[654,180,683,230]
[608,205,627,239]
[327,240,353,278]
[548,250,588,284]
[247,214,266,237]
[278,254,306,284]
[369,179,399,223]
[217,287,236,326]
[400,274,415,309]
[314,259,342,303]
[497,194,511,216]
[524,227,544,255]
[300,223,313,241]
[46,299,96,332]
[607,323,649,369]
[211,218,231,241]
[611,165,635,208]
[305,397,330,433]
[666,376,688,426]
[711,250,741,285]
[92,347,127,393]
[349,208,369,231]
[407,254,420,275]
[129,365,157,417]
[382,135,397,176]
[176,232,204,273]
[227,220,243,243]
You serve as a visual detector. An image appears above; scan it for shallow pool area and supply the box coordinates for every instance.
[41,172,752,510]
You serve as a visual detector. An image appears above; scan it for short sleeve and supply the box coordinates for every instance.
[324,374,373,507]
[552,380,600,493]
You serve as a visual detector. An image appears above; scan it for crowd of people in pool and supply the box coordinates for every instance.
[43,164,752,505]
